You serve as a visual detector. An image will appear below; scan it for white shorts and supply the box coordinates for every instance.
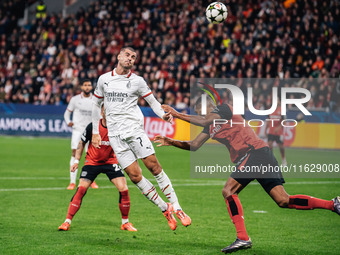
[71,130,83,150]
[109,132,155,169]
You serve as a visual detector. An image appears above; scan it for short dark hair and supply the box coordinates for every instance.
[120,46,136,53]
[120,47,137,57]
[81,79,92,85]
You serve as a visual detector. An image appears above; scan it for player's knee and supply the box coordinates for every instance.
[146,161,162,175]
[128,173,142,184]
[222,187,234,198]
[150,165,162,175]
[117,184,128,192]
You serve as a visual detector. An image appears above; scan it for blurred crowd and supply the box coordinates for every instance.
[0,0,339,112]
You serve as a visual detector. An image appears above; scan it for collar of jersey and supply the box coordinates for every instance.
[112,68,132,78]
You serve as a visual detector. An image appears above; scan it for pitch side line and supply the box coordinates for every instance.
[0,181,340,192]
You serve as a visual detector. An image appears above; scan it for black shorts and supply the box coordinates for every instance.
[267,134,283,144]
[230,146,285,194]
[80,164,125,182]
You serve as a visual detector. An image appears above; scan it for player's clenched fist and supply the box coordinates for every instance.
[154,135,171,147]
[161,105,179,118]
[92,133,101,149]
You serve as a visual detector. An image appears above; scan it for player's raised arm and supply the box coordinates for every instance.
[154,132,210,151]
[138,78,172,123]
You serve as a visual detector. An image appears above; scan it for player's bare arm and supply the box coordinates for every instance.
[91,134,101,149]
[154,132,210,151]
[70,140,86,172]
[162,104,220,127]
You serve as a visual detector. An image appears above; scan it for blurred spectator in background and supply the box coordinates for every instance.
[0,0,339,112]
[36,1,47,19]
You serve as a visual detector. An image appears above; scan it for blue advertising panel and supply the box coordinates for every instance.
[0,103,339,137]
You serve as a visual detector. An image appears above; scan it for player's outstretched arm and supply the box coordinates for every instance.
[144,94,173,123]
[71,140,86,172]
[161,105,220,127]
[154,132,210,151]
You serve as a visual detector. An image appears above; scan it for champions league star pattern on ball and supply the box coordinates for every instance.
[205,2,228,24]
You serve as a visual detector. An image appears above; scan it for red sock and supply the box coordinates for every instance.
[66,186,87,220]
[289,195,334,210]
[119,190,130,220]
[225,194,249,241]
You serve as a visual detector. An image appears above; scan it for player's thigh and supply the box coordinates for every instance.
[229,153,255,192]
[80,165,101,183]
[71,130,82,150]
[267,139,273,148]
[277,135,284,145]
[253,147,286,193]
[128,132,155,160]
[109,136,137,170]
[102,164,127,191]
[111,177,128,192]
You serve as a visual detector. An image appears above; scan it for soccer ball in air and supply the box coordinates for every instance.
[205,2,228,24]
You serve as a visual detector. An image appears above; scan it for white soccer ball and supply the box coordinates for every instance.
[205,2,228,24]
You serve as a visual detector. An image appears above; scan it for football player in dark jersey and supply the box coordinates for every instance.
[156,99,340,253]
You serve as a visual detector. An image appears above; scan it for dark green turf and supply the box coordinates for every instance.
[0,136,339,254]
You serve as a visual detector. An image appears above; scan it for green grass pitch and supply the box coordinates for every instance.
[0,136,339,255]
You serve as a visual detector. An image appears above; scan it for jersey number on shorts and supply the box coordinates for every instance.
[137,137,143,147]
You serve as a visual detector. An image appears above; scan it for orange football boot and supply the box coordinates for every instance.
[163,203,177,230]
[175,210,191,227]
[58,222,70,231]
[67,183,76,190]
[121,222,137,232]
[90,181,99,189]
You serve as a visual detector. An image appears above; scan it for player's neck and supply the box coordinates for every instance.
[115,65,130,75]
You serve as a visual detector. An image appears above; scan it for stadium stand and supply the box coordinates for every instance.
[0,0,339,112]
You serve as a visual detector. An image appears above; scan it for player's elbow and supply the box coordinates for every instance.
[200,118,214,127]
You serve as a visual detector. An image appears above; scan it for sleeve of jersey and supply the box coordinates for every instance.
[93,76,104,99]
[92,77,104,134]
[64,98,73,124]
[144,93,165,119]
[81,123,93,143]
[138,78,152,98]
[66,97,75,111]
[202,125,210,134]
[211,105,233,120]
[64,108,72,125]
